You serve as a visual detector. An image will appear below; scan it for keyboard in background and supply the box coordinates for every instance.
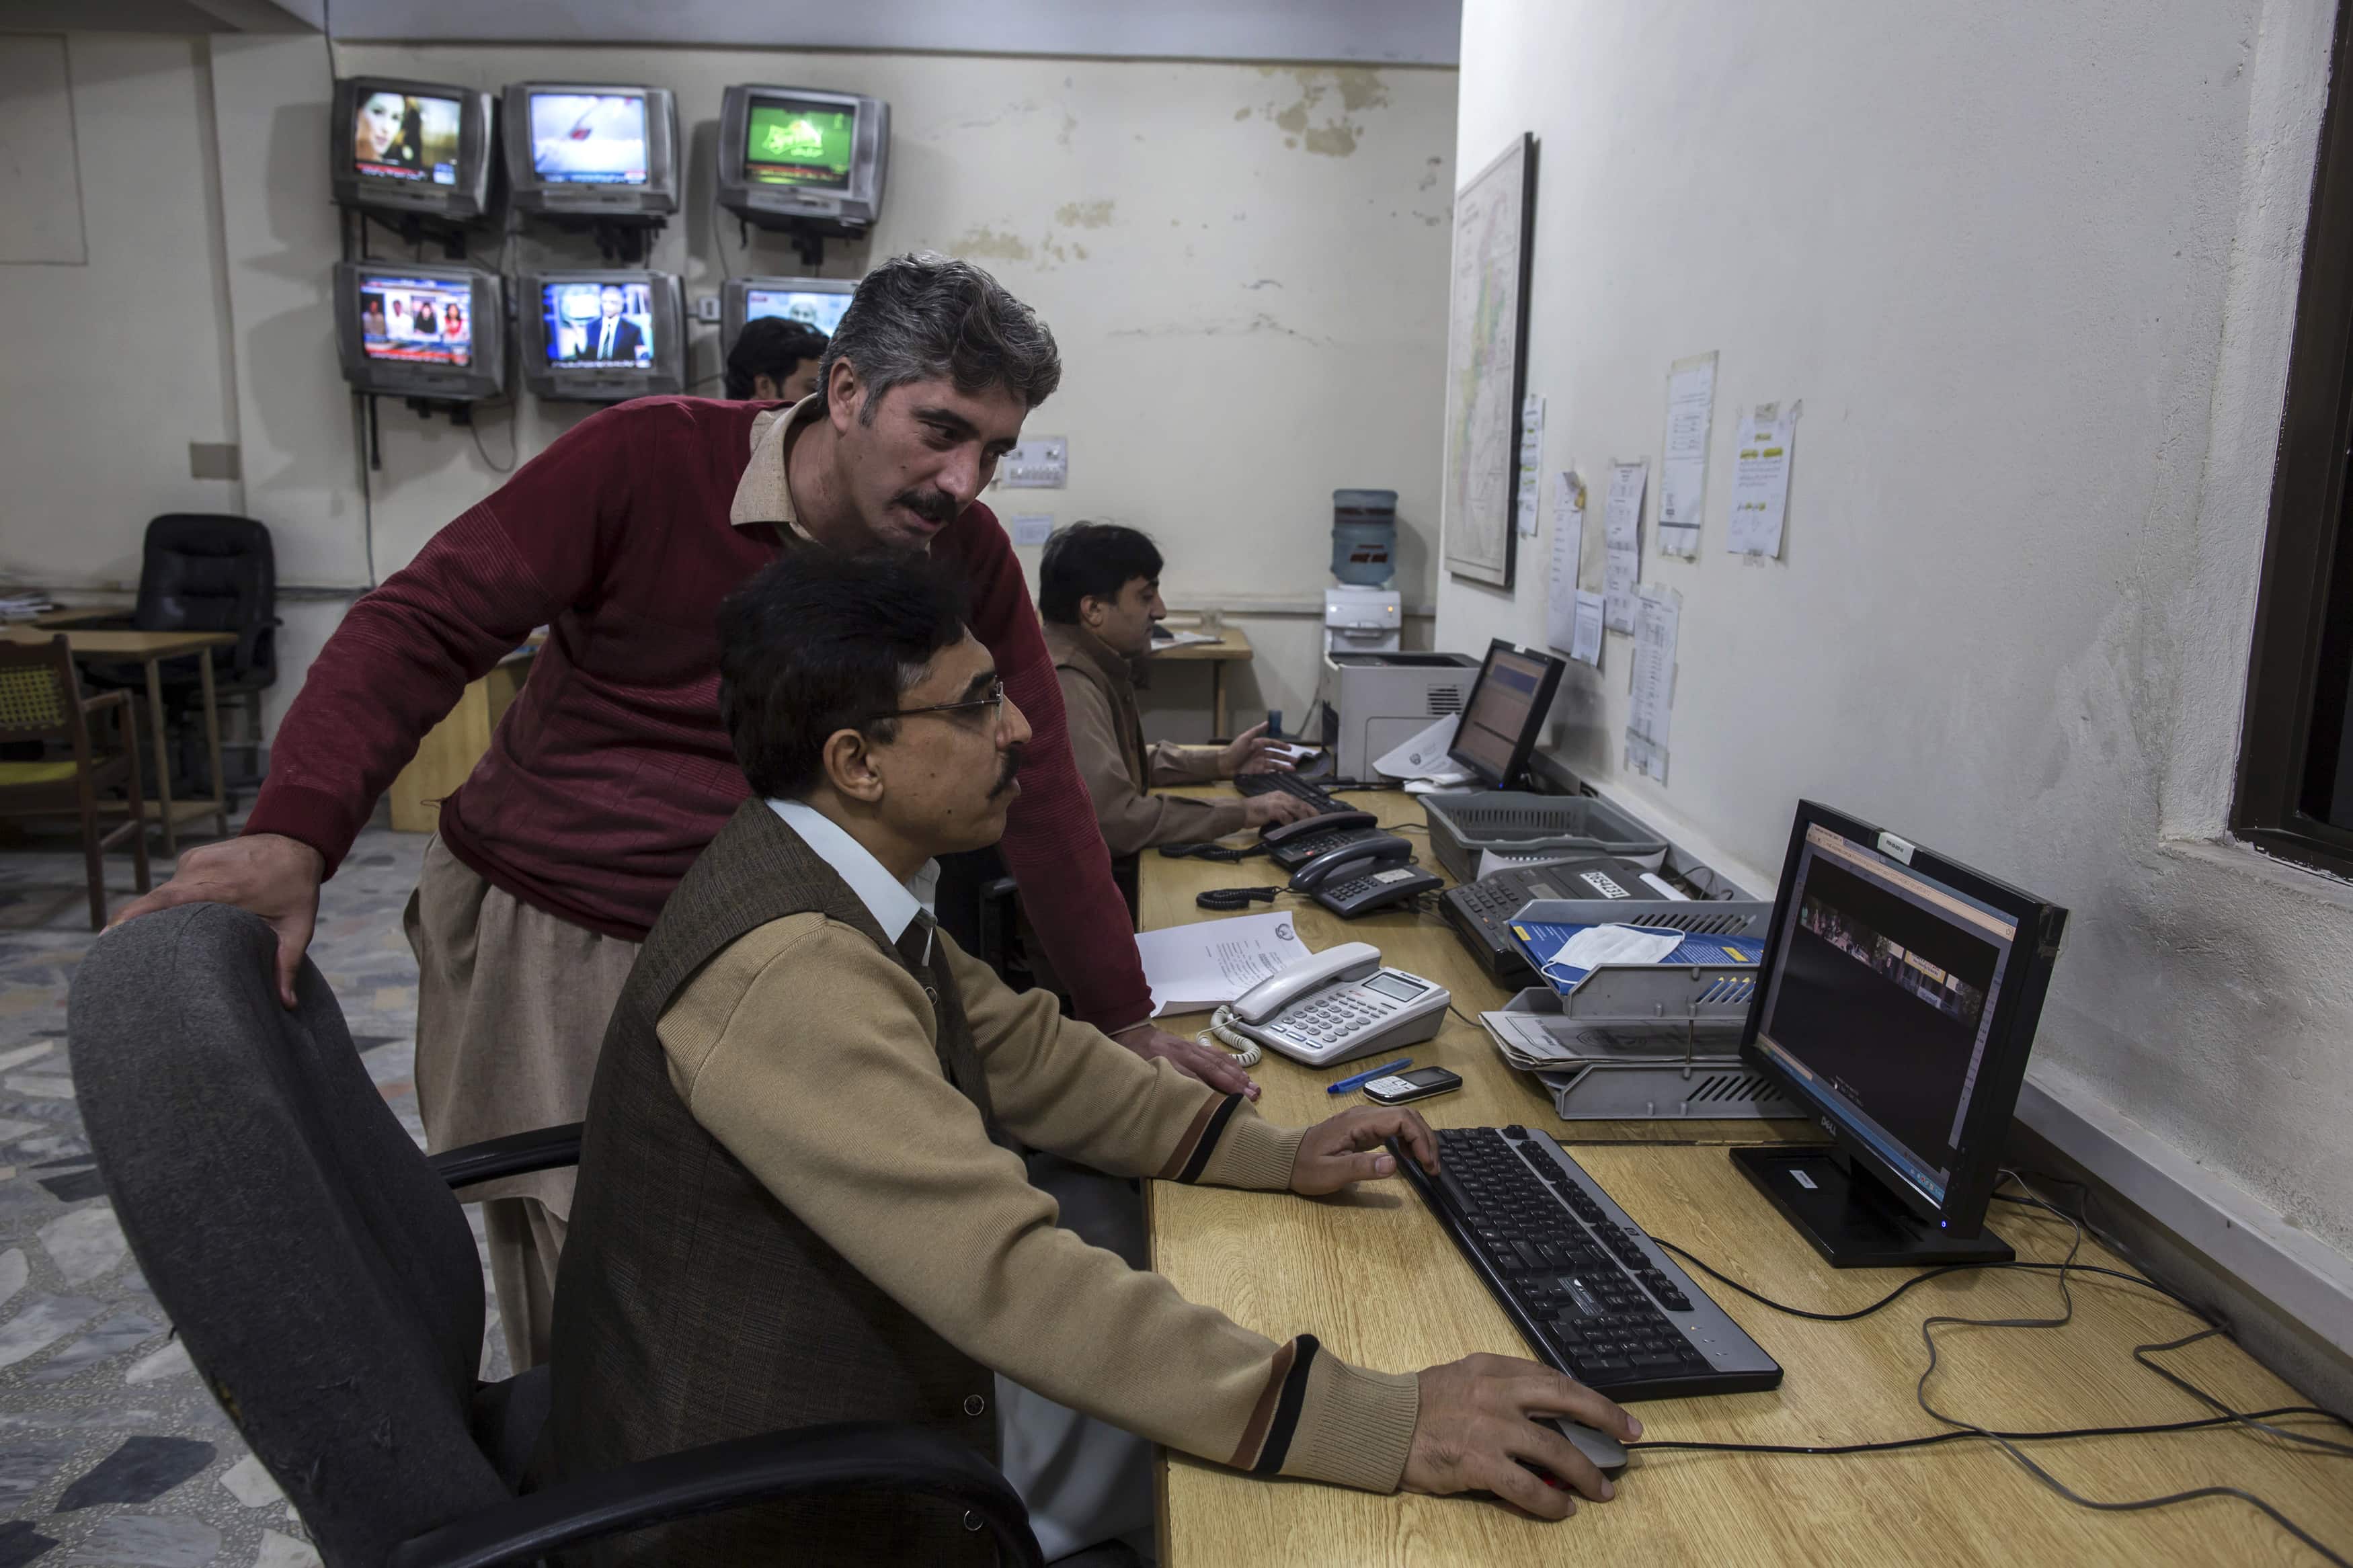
[1400,1125,1783,1399]
[1235,771,1353,816]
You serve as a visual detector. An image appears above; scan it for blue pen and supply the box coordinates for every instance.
[1328,1058,1410,1094]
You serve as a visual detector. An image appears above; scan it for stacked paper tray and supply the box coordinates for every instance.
[1501,897,1774,1000]
[1480,987,1801,1121]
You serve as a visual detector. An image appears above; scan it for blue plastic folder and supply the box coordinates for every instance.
[1509,920,1764,995]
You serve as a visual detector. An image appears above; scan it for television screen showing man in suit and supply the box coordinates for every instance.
[551,281,653,367]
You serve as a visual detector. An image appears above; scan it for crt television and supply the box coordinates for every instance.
[518,270,685,403]
[1736,801,2068,1267]
[501,83,679,220]
[1447,639,1566,788]
[717,85,889,233]
[719,275,856,355]
[330,77,495,221]
[334,261,505,401]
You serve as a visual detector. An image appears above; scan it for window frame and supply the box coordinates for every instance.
[2232,0,2353,879]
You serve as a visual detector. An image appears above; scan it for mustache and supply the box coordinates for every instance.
[893,487,961,525]
[990,743,1029,798]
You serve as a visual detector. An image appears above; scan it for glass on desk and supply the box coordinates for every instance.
[1198,607,1224,634]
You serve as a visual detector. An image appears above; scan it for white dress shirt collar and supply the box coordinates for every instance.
[766,797,941,952]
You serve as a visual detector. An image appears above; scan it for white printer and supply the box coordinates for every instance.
[1322,651,1481,780]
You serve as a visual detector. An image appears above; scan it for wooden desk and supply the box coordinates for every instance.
[1143,788,2353,1565]
[389,643,538,833]
[1148,625,1253,737]
[3,626,233,855]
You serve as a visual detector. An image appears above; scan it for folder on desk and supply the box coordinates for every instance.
[1509,919,1762,996]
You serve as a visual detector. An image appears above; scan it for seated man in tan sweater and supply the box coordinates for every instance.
[548,550,1638,1565]
[1041,521,1321,853]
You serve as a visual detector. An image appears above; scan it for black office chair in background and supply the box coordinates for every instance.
[81,514,280,802]
[66,904,1043,1568]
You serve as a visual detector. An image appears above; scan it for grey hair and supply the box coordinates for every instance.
[817,252,1062,422]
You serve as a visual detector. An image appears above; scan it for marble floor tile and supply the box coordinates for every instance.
[63,1513,220,1566]
[57,1436,217,1511]
[38,1207,125,1287]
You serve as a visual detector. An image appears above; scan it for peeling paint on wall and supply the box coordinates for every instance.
[1241,65,1390,158]
[1055,199,1116,229]
[953,224,1034,261]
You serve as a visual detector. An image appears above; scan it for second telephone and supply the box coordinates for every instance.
[1213,942,1450,1067]
[1285,833,1445,918]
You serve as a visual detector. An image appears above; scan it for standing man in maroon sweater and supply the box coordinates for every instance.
[118,254,1252,1370]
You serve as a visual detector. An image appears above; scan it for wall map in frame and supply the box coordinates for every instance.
[1441,132,1536,589]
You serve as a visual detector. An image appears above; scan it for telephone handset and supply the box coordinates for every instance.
[1215,941,1451,1067]
[1259,810,1386,873]
[1259,811,1378,849]
[1287,834,1414,892]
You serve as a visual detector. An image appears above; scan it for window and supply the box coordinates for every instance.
[2233,0,2353,878]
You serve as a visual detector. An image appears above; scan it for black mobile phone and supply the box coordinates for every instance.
[1363,1066,1463,1105]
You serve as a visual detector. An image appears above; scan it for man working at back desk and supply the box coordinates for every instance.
[116,254,1256,1371]
[1042,522,1318,853]
[550,549,1638,1563]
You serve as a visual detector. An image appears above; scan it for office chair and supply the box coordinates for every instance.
[66,903,1043,1568]
[81,514,280,796]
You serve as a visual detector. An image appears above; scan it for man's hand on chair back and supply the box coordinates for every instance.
[112,833,323,1009]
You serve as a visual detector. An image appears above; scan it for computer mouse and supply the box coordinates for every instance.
[1542,1416,1629,1476]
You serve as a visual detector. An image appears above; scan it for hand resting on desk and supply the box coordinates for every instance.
[1285,1108,1642,1520]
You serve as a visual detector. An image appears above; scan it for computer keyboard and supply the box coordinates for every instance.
[1235,771,1352,815]
[1400,1125,1783,1399]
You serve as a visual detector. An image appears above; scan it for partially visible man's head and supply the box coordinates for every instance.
[815,253,1062,552]
[1040,522,1166,658]
[726,317,830,402]
[599,284,625,319]
[717,552,1031,853]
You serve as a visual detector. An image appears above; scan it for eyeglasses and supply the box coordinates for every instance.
[874,678,1006,727]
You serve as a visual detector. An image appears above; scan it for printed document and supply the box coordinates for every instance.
[1139,911,1314,1016]
[1626,585,1681,782]
[1657,353,1717,557]
[1726,402,1794,558]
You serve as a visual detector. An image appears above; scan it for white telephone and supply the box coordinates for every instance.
[1205,942,1451,1069]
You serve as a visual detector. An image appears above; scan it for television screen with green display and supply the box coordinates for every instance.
[745,98,856,188]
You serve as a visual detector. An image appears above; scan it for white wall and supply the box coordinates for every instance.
[1441,0,2352,1264]
[0,32,244,587]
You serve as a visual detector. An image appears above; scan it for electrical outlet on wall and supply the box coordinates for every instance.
[1000,438,1068,489]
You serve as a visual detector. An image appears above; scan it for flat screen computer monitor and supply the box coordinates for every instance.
[717,85,889,233]
[333,261,504,401]
[1447,639,1566,788]
[719,275,856,356]
[330,77,494,221]
[501,83,679,220]
[518,270,685,403]
[1736,802,2068,1267]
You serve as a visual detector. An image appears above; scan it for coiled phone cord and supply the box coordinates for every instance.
[1198,1005,1264,1067]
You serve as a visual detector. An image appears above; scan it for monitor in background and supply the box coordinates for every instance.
[502,83,679,221]
[518,270,685,403]
[717,85,889,236]
[1736,802,2067,1267]
[719,275,856,356]
[330,77,493,220]
[333,261,504,401]
[1447,639,1566,788]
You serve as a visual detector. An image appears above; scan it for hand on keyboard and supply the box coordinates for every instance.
[1288,1106,1439,1195]
[1403,1354,1640,1519]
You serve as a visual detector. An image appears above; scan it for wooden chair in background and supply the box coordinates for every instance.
[0,634,151,930]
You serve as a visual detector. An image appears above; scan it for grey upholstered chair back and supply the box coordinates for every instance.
[68,903,510,1567]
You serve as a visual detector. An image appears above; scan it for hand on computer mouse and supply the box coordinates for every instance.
[1288,1106,1439,1195]
[1402,1354,1640,1520]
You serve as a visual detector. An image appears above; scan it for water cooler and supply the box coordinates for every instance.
[1324,489,1402,654]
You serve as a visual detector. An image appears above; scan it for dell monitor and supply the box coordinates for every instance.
[719,275,856,356]
[330,77,494,221]
[333,261,504,401]
[1737,802,2067,1267]
[502,83,679,222]
[518,270,684,403]
[1447,639,1567,788]
[717,85,889,235]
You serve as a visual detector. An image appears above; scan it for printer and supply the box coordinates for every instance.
[1322,651,1480,780]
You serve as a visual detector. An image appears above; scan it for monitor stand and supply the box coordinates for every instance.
[1730,1146,2013,1269]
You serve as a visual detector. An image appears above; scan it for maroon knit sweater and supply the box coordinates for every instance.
[245,395,1150,1028]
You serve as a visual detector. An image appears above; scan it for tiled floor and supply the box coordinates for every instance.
[0,823,497,1563]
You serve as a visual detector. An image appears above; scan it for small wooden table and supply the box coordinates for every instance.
[1148,625,1254,737]
[3,625,233,855]
[1141,788,2353,1565]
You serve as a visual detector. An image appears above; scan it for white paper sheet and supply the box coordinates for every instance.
[1550,922,1685,971]
[1657,352,1717,558]
[1725,401,1794,558]
[1602,460,1646,634]
[1138,911,1314,1016]
[1570,589,1604,667]
[1544,469,1586,653]
[1516,394,1546,537]
[1372,712,1470,782]
[1626,585,1680,782]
